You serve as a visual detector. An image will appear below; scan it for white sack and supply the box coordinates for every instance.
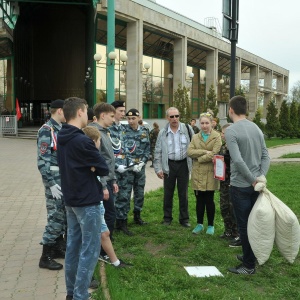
[269,191,300,264]
[248,182,275,265]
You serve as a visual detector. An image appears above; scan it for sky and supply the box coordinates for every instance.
[157,0,300,93]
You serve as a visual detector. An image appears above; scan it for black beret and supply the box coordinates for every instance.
[111,100,125,109]
[126,108,140,117]
[50,99,64,108]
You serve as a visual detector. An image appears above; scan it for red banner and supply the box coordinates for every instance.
[16,98,22,121]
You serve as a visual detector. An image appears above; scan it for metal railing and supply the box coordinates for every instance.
[0,115,17,137]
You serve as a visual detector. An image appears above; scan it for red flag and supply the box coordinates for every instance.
[16,98,22,121]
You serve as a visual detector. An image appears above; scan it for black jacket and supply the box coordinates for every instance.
[57,124,109,207]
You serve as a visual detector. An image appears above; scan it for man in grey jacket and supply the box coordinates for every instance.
[225,96,270,275]
[153,107,193,227]
[89,103,118,262]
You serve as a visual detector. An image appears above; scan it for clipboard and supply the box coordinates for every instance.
[213,155,226,181]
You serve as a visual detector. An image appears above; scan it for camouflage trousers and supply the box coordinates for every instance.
[41,171,66,245]
[219,182,238,235]
[115,166,146,220]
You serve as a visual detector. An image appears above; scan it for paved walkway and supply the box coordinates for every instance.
[0,137,299,299]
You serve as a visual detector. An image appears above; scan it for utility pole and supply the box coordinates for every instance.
[222,0,239,98]
[107,0,115,104]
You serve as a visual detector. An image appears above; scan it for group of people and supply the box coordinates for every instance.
[37,98,151,300]
[37,95,270,299]
[153,96,270,275]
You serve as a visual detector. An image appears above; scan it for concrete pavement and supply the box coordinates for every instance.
[0,137,299,299]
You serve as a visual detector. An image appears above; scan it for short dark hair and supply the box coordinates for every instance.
[229,96,247,115]
[93,102,116,120]
[190,118,196,122]
[63,97,87,123]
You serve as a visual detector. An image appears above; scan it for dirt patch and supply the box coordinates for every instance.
[144,241,168,256]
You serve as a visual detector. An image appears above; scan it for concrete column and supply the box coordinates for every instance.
[249,65,259,119]
[277,75,284,93]
[235,57,241,88]
[206,49,218,96]
[264,70,272,91]
[262,70,273,117]
[126,20,143,114]
[173,37,187,91]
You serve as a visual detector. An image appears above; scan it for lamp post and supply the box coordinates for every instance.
[107,0,115,104]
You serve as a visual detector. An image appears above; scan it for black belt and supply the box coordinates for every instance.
[168,158,187,163]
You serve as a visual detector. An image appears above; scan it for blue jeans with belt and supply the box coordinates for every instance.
[65,205,101,300]
[230,185,259,269]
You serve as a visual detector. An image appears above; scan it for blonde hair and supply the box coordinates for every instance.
[82,126,101,142]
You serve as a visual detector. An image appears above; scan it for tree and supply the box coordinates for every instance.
[265,100,280,138]
[235,85,246,97]
[278,100,292,138]
[252,108,265,132]
[172,84,191,124]
[205,84,218,117]
[290,80,300,103]
[289,100,299,137]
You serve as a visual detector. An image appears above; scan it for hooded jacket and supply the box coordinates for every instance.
[57,124,109,207]
[88,122,116,189]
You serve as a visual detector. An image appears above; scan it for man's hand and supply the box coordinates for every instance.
[116,165,127,173]
[103,188,109,200]
[157,171,164,179]
[112,183,119,194]
[50,184,63,200]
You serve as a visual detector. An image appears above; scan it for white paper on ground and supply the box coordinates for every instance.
[184,266,223,277]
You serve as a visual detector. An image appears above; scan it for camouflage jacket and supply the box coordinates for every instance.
[149,128,159,150]
[37,118,61,187]
[219,142,231,183]
[108,122,128,167]
[123,125,150,166]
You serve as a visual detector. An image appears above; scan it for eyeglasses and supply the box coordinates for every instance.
[200,112,212,117]
[169,115,180,119]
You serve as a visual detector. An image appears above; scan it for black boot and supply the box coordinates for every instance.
[116,219,134,236]
[52,241,66,259]
[134,211,147,225]
[39,245,63,270]
[56,234,66,250]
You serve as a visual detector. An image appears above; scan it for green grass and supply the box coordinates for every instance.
[279,153,300,158]
[265,138,300,148]
[93,163,300,300]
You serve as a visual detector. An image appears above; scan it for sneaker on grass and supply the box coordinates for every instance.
[206,226,214,235]
[98,254,111,264]
[228,263,255,275]
[229,236,242,247]
[192,224,203,234]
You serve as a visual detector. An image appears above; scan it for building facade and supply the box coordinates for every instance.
[0,0,289,125]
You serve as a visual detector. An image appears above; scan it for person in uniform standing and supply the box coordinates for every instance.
[115,108,150,235]
[37,99,66,270]
[108,101,131,235]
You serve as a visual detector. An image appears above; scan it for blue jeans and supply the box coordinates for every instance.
[65,205,101,300]
[230,186,259,269]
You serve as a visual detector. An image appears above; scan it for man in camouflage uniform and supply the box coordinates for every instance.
[115,108,150,236]
[219,123,238,240]
[37,99,66,270]
[108,101,133,235]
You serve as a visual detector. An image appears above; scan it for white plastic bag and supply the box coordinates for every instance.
[248,182,275,265]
